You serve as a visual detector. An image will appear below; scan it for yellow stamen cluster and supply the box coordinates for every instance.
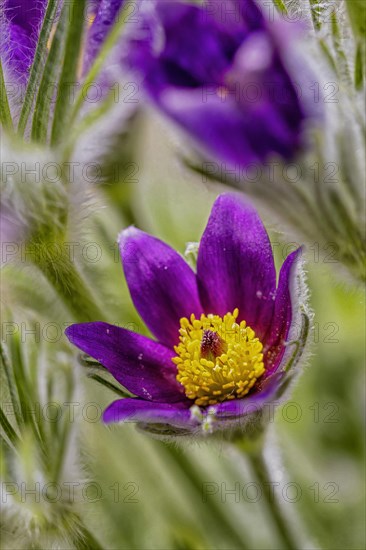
[172,309,265,406]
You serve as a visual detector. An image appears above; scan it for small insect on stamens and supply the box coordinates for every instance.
[200,330,227,361]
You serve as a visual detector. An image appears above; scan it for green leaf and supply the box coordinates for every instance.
[345,0,366,39]
[355,40,365,90]
[62,90,115,162]
[87,374,134,398]
[273,0,288,15]
[0,406,20,448]
[35,249,104,322]
[319,39,337,72]
[9,334,34,427]
[331,9,352,86]
[69,1,134,125]
[0,59,13,132]
[0,341,22,428]
[17,0,60,136]
[31,3,68,143]
[51,0,87,146]
[309,0,323,32]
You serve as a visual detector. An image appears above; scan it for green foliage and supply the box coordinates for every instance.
[0,60,13,132]
[345,0,366,38]
[17,0,60,137]
[51,0,87,146]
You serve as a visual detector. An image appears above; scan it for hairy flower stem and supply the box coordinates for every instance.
[36,254,104,322]
[247,450,300,550]
[70,519,104,550]
[236,436,307,550]
[168,446,249,549]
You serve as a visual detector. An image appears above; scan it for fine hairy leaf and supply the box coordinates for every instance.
[17,0,60,136]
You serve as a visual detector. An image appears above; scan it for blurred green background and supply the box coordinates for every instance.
[1,112,365,550]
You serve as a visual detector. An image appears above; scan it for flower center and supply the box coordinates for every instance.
[172,309,265,406]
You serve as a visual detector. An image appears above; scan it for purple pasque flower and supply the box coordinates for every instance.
[127,0,316,169]
[66,194,309,438]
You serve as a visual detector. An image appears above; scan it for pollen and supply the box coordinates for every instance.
[172,309,265,407]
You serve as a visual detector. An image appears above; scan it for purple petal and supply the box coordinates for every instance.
[212,371,285,419]
[1,0,47,81]
[129,0,264,89]
[119,227,202,348]
[264,247,303,376]
[151,2,246,86]
[155,88,261,167]
[127,1,310,167]
[65,322,185,402]
[2,0,46,30]
[103,398,195,428]
[148,58,304,167]
[4,23,34,78]
[235,0,265,28]
[197,194,276,339]
[83,0,126,74]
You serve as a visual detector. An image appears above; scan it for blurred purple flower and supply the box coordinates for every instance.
[83,0,128,74]
[0,203,26,266]
[127,0,317,168]
[66,194,307,437]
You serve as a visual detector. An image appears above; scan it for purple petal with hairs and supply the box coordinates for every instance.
[197,193,276,340]
[1,0,47,81]
[103,398,195,428]
[119,227,202,348]
[212,372,285,419]
[83,0,127,74]
[264,247,303,376]
[65,322,185,402]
